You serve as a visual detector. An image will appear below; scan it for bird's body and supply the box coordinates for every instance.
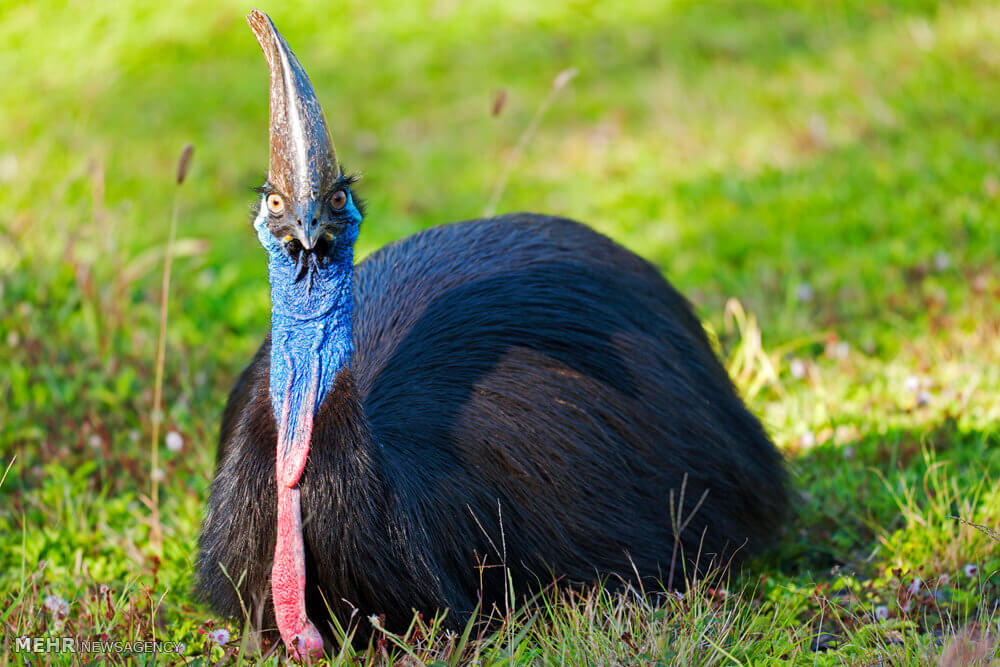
[198,12,787,659]
[198,214,787,642]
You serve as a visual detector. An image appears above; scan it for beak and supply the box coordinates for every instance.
[247,8,340,208]
[294,204,324,250]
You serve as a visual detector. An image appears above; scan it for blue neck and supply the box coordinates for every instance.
[267,245,354,440]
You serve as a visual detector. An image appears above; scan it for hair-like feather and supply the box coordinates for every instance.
[198,213,788,646]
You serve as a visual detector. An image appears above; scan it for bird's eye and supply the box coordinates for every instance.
[330,190,348,210]
[266,193,285,215]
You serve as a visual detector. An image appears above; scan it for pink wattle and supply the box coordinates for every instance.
[273,486,324,660]
[272,365,324,660]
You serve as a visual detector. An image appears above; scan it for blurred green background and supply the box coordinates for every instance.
[1,0,999,662]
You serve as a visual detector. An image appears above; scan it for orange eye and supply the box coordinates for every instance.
[266,193,285,215]
[330,190,347,210]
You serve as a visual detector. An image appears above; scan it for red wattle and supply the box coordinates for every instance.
[272,365,323,660]
[273,486,324,660]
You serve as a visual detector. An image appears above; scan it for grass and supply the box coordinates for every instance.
[1,0,999,663]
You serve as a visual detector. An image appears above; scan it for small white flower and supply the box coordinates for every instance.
[207,628,230,646]
[916,390,931,407]
[128,429,140,443]
[843,446,855,460]
[369,614,381,628]
[904,376,921,393]
[789,359,806,379]
[875,605,889,621]
[151,468,165,483]
[798,431,816,450]
[908,577,922,595]
[937,574,949,586]
[44,594,69,616]
[964,564,979,578]
[6,331,19,348]
[933,251,951,271]
[834,341,849,360]
[165,430,183,453]
[88,434,103,449]
[796,283,814,303]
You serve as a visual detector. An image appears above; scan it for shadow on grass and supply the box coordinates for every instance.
[765,417,1000,576]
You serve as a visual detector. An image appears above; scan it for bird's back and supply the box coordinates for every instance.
[349,214,786,599]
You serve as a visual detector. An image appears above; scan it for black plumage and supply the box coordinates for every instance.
[198,213,788,642]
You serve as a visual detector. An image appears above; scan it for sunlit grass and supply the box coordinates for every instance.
[2,0,999,663]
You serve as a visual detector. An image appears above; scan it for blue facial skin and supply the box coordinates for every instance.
[254,189,363,447]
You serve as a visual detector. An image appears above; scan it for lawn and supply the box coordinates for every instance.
[1,0,999,663]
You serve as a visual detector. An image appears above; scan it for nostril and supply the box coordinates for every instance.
[296,219,303,227]
[311,218,318,228]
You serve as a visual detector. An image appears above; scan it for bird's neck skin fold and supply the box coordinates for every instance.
[266,241,354,660]
[267,246,354,449]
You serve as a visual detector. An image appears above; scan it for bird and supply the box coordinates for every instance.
[197,9,788,661]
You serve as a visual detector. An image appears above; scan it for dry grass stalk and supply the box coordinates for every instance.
[149,143,194,554]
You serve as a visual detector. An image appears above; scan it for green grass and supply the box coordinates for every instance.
[2,0,1000,663]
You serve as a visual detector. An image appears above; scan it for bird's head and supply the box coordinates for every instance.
[247,9,362,272]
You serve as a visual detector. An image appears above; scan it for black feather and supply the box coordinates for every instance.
[197,213,788,644]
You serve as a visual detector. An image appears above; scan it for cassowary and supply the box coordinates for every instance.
[198,9,788,660]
